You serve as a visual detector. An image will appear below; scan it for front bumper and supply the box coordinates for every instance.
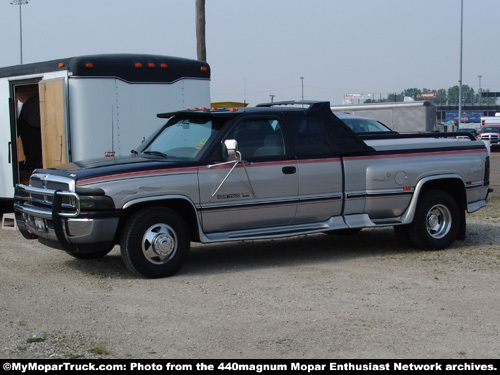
[14,185,119,250]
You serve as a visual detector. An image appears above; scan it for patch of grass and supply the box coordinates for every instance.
[14,330,113,359]
[88,345,111,355]
[26,334,47,344]
[275,338,291,345]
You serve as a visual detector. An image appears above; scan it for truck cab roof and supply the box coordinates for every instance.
[157,100,331,119]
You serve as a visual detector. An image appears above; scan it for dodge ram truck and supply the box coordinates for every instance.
[14,101,492,278]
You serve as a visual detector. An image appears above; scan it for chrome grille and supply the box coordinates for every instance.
[480,134,500,144]
[29,174,76,208]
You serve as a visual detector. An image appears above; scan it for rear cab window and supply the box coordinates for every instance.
[286,116,332,157]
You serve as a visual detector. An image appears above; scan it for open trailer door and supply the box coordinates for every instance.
[38,78,68,168]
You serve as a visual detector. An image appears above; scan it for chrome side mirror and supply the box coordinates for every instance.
[223,139,241,162]
[208,139,255,201]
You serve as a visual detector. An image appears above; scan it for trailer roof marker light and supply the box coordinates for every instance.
[148,63,155,68]
[135,63,143,68]
[160,63,168,68]
[85,63,94,68]
[201,66,208,71]
[58,62,65,68]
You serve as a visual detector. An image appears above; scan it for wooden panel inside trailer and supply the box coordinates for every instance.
[39,79,67,168]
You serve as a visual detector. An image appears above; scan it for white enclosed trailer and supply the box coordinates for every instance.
[331,101,437,133]
[480,113,500,127]
[0,54,211,209]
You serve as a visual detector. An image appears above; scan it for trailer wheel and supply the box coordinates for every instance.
[408,190,460,250]
[120,207,190,278]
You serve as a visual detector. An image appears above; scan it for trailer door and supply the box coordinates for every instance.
[39,78,67,168]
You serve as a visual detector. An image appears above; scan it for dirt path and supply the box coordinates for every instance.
[1,152,499,359]
[1,200,499,359]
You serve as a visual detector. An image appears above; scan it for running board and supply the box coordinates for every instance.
[200,214,380,243]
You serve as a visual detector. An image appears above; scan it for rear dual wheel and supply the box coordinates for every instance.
[120,207,190,278]
[396,190,460,250]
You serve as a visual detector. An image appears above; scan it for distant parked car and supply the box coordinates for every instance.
[477,126,500,151]
[457,128,478,137]
[455,128,479,140]
[334,112,396,134]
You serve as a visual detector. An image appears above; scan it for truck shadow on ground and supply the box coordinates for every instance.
[63,227,433,279]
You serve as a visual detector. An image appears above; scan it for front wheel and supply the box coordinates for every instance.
[120,207,190,278]
[407,190,460,250]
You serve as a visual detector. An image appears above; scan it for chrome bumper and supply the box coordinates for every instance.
[14,184,119,247]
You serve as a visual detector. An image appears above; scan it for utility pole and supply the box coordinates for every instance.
[11,0,29,64]
[478,74,482,106]
[458,0,463,128]
[196,0,207,61]
[300,77,304,101]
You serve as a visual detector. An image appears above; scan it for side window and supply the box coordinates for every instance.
[227,118,285,159]
[289,116,331,156]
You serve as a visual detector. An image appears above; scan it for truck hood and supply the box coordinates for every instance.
[32,155,199,182]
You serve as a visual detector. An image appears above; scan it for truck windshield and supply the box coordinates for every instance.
[482,127,500,132]
[137,116,221,160]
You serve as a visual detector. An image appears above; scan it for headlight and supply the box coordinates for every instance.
[79,195,115,211]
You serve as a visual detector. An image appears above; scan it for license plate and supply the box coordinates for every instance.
[34,217,47,232]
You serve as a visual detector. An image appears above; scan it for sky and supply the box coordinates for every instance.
[1,0,499,106]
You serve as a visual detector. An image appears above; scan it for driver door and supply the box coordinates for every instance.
[198,117,298,233]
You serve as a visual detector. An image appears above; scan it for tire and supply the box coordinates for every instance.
[64,243,115,259]
[120,207,190,278]
[394,225,412,247]
[407,190,460,250]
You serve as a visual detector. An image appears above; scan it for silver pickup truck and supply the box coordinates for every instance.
[14,101,492,278]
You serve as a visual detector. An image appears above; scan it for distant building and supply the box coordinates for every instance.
[436,104,500,124]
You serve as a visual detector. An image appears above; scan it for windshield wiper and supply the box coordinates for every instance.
[142,151,168,158]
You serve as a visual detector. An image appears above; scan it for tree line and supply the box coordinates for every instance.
[365,86,496,105]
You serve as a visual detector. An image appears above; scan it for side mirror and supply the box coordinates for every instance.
[208,139,256,201]
[223,139,241,162]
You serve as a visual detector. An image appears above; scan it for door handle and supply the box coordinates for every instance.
[282,166,296,174]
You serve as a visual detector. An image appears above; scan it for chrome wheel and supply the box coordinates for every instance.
[425,204,452,239]
[142,223,178,265]
[121,207,190,278]
[408,190,460,250]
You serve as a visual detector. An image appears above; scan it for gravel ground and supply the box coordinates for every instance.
[0,156,499,359]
